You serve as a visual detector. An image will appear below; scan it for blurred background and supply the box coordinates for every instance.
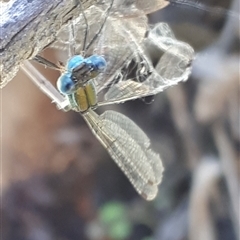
[1,0,239,239]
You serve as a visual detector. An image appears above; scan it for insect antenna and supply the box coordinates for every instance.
[85,0,114,53]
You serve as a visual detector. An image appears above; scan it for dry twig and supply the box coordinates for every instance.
[0,0,96,87]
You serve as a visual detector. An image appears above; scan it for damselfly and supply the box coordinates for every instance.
[24,0,194,200]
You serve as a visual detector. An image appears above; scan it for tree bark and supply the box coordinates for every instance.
[0,0,96,87]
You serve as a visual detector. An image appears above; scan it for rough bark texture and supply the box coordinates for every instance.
[0,0,96,87]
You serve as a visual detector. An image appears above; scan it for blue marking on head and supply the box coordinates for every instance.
[57,72,76,95]
[86,55,107,72]
[67,55,84,71]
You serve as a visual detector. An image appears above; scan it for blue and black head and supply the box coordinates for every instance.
[71,54,107,83]
[57,54,107,95]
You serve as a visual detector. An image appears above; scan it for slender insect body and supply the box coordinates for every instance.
[31,0,195,200]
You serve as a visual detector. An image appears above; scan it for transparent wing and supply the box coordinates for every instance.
[49,7,194,106]
[98,23,194,105]
[51,5,108,60]
[83,109,163,200]
[48,4,154,103]
[51,0,159,60]
[93,11,150,93]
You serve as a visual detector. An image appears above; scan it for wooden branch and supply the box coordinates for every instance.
[0,0,96,87]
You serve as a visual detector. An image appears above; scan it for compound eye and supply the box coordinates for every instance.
[57,73,75,94]
[67,55,84,71]
[87,55,107,71]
